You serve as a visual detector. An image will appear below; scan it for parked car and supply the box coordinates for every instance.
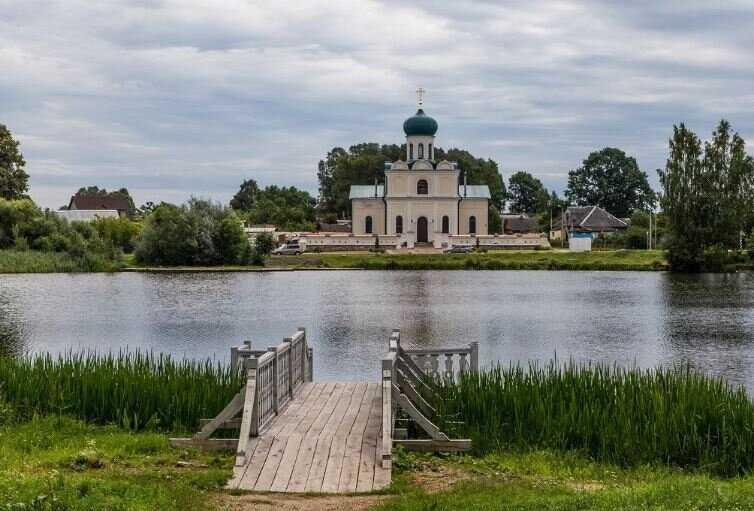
[273,241,302,255]
[443,245,474,254]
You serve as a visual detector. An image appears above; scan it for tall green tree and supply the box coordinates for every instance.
[230,179,260,211]
[658,120,754,271]
[0,124,29,200]
[436,148,507,211]
[507,171,549,214]
[566,148,655,217]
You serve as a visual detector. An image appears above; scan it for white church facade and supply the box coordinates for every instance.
[349,102,490,248]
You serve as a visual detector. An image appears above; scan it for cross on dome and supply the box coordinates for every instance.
[416,87,425,108]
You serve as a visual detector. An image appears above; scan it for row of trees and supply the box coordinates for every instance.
[230,179,316,231]
[660,120,754,271]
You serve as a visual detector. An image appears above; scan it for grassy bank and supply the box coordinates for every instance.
[0,352,242,431]
[437,362,754,477]
[0,249,121,273]
[122,249,669,272]
[0,415,231,511]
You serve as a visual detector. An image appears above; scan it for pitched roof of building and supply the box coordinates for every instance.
[552,206,628,231]
[503,214,539,233]
[458,185,491,199]
[69,194,130,211]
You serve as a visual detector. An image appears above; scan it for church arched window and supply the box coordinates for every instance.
[418,143,424,159]
[365,216,373,234]
[396,215,403,234]
[409,144,414,160]
[428,143,432,159]
[417,179,428,195]
[442,215,449,234]
[469,216,476,234]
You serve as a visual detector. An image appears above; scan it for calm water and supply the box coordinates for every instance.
[1,271,753,391]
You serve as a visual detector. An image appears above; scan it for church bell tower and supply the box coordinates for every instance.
[403,88,438,161]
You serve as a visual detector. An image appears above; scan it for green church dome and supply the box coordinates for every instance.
[403,109,438,136]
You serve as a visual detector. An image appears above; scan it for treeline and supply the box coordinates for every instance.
[660,120,754,271]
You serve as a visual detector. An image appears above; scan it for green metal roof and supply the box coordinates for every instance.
[403,109,438,136]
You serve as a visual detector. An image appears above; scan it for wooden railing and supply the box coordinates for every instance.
[381,329,475,467]
[170,328,313,463]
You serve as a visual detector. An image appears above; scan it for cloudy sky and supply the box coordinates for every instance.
[3,1,754,209]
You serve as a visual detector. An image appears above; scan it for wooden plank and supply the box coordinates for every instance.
[393,439,472,452]
[259,381,317,438]
[393,384,449,441]
[287,383,346,492]
[236,371,259,464]
[199,417,242,429]
[271,383,336,492]
[253,436,289,491]
[225,438,259,489]
[356,384,383,492]
[236,436,274,490]
[305,383,359,492]
[275,382,328,438]
[321,382,369,492]
[168,438,237,450]
[395,367,436,418]
[339,383,380,493]
[372,425,391,490]
[195,389,244,440]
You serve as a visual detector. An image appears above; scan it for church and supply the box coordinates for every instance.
[349,95,490,248]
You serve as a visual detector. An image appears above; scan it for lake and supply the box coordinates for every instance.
[1,270,753,391]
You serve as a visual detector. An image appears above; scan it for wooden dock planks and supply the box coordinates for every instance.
[231,382,390,493]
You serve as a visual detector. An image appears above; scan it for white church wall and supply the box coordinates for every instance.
[351,199,385,235]
[459,199,488,235]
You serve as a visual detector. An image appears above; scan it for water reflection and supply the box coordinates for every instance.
[1,271,754,392]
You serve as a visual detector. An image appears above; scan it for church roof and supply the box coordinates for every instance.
[350,185,384,199]
[403,109,438,136]
[459,185,491,199]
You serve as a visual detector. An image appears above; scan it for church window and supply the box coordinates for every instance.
[365,216,373,234]
[417,179,428,195]
[428,143,433,159]
[409,144,414,160]
[442,215,449,234]
[418,143,424,159]
[469,216,477,234]
[396,215,403,234]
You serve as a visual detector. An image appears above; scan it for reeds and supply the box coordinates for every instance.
[437,361,754,476]
[0,351,242,432]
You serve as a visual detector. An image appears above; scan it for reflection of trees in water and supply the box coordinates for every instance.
[659,273,754,391]
[0,297,25,357]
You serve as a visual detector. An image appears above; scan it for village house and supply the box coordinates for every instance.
[68,193,131,217]
[550,206,628,240]
[502,214,540,234]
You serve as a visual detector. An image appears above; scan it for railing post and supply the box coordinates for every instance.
[268,345,279,414]
[230,346,238,375]
[307,347,314,382]
[298,327,307,386]
[247,356,260,438]
[381,353,395,469]
[284,336,293,400]
[469,341,479,373]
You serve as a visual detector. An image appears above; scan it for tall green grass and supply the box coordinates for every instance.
[0,249,119,273]
[0,351,243,432]
[437,362,754,476]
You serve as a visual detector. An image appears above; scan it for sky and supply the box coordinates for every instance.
[3,0,754,209]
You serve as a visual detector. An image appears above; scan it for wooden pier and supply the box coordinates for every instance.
[171,328,477,494]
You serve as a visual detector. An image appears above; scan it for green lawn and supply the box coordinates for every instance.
[4,417,754,510]
[0,416,231,511]
[383,449,754,510]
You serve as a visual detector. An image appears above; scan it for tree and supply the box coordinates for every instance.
[230,179,260,211]
[238,184,316,231]
[658,120,754,271]
[255,232,276,256]
[215,211,248,264]
[507,171,549,214]
[488,205,502,234]
[0,124,29,200]
[566,148,656,218]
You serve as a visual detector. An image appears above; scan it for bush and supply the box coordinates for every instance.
[135,199,250,266]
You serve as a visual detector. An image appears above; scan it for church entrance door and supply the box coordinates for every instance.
[417,217,428,243]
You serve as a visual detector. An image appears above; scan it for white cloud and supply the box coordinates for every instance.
[2,0,754,207]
